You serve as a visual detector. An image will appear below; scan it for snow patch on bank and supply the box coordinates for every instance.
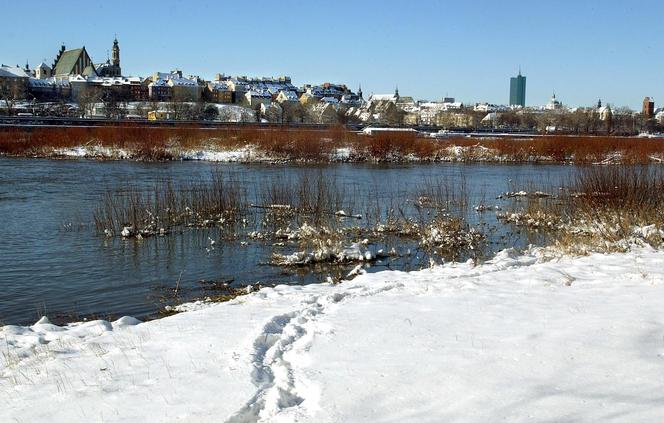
[2,247,664,422]
[178,148,254,162]
[54,146,130,159]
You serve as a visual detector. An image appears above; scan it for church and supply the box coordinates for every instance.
[51,37,122,79]
[96,37,122,77]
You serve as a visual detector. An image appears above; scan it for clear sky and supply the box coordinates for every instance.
[1,0,662,109]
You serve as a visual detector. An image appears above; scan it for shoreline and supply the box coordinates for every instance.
[3,126,664,164]
[2,245,663,421]
[2,145,662,165]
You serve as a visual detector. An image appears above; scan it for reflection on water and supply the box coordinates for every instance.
[0,158,576,325]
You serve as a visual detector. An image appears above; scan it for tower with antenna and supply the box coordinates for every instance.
[509,68,526,107]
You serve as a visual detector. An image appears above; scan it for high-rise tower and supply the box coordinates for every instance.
[509,70,527,107]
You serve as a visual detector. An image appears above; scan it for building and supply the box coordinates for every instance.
[225,79,249,101]
[245,90,272,108]
[147,110,175,121]
[299,92,320,107]
[96,37,122,77]
[509,70,526,107]
[146,71,201,101]
[0,65,30,99]
[35,62,52,80]
[27,78,71,101]
[52,45,97,79]
[311,102,338,124]
[275,90,299,104]
[87,76,147,101]
[656,109,664,125]
[599,105,612,121]
[544,92,563,110]
[368,87,400,105]
[148,79,172,101]
[168,77,201,101]
[642,97,655,118]
[396,95,416,108]
[206,81,233,103]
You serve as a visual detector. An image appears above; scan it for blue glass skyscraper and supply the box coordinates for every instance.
[510,71,526,107]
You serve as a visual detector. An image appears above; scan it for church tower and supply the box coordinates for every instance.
[112,37,120,67]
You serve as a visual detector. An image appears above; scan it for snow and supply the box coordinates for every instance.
[272,241,373,266]
[3,247,664,422]
[53,146,130,159]
[179,148,253,162]
[362,127,418,135]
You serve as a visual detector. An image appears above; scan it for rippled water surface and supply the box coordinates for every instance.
[0,157,578,325]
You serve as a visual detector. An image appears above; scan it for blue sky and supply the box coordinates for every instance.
[2,0,662,109]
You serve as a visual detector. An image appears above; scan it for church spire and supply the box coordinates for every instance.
[112,36,120,67]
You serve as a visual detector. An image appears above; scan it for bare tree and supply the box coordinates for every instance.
[76,87,102,118]
[168,91,194,120]
[218,106,236,122]
[0,81,27,116]
[202,104,219,121]
[135,102,151,118]
[263,104,282,123]
[101,90,127,119]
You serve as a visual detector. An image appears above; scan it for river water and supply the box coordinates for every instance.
[0,158,578,325]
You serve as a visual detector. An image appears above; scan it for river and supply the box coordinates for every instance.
[0,157,578,325]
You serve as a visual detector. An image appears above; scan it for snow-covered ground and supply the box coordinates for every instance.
[2,247,664,422]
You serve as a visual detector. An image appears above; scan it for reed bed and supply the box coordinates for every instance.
[94,171,245,235]
[2,125,664,163]
[94,170,484,263]
[500,166,664,252]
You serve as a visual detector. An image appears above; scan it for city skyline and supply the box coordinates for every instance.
[1,0,662,109]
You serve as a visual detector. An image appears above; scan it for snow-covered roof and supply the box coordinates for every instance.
[397,96,416,104]
[481,112,499,122]
[248,90,271,98]
[68,75,88,82]
[86,76,143,86]
[0,65,30,78]
[321,97,340,104]
[27,77,70,88]
[279,90,299,101]
[149,79,169,87]
[168,77,198,87]
[369,94,397,102]
[209,82,231,91]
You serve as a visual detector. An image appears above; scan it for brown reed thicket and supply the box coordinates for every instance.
[0,125,353,160]
[565,166,664,219]
[482,135,664,163]
[2,125,664,163]
[561,166,664,250]
[504,166,664,252]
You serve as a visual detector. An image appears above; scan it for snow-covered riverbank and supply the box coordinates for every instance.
[2,247,664,422]
[21,144,664,164]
